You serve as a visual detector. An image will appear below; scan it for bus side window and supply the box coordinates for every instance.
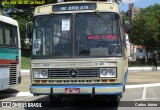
[4,25,11,45]
[10,27,18,47]
[0,23,3,45]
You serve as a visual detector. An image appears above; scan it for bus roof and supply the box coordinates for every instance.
[34,1,120,16]
[0,15,18,26]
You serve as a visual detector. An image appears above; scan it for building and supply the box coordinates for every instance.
[127,0,140,19]
[130,7,140,19]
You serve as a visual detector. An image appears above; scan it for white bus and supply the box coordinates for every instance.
[30,0,129,104]
[0,15,21,90]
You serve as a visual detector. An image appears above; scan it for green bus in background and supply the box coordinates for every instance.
[0,15,21,90]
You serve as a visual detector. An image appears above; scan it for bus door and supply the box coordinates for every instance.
[33,28,46,55]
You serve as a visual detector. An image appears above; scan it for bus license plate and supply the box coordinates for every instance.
[65,88,80,94]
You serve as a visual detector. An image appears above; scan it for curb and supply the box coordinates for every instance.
[128,67,160,71]
[21,67,160,75]
[21,70,30,75]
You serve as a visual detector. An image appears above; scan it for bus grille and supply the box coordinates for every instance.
[9,64,17,85]
[49,68,99,79]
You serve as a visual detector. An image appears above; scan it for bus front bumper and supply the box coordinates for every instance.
[30,84,124,95]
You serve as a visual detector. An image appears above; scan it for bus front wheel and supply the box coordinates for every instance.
[49,95,62,104]
[110,95,121,106]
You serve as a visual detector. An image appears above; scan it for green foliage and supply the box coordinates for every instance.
[21,50,31,69]
[130,4,160,56]
[121,11,131,21]
[1,0,57,50]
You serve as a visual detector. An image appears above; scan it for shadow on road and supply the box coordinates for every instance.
[24,95,119,110]
[0,88,19,99]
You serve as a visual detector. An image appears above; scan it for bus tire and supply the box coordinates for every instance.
[33,94,39,96]
[110,95,121,106]
[49,95,62,104]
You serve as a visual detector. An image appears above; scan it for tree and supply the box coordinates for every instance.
[130,4,160,58]
[1,0,57,49]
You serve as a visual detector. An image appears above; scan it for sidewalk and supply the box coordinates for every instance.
[21,67,160,75]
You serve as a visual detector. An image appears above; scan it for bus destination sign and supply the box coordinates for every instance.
[52,3,96,11]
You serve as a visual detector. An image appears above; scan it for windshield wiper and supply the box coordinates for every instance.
[95,10,113,30]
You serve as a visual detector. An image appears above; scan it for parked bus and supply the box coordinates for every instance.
[30,0,129,103]
[0,15,21,90]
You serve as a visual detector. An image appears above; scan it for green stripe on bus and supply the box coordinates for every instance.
[0,47,19,54]
[0,53,19,60]
[0,48,19,60]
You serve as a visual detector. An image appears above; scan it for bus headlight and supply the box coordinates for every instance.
[33,69,48,79]
[100,68,116,78]
[34,70,41,78]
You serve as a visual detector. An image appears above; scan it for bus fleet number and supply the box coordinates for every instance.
[95,62,104,66]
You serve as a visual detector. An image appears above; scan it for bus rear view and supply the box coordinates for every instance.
[30,1,128,104]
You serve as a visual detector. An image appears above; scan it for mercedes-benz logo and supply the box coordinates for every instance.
[68,69,78,78]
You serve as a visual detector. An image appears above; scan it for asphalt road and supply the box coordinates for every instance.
[0,71,160,110]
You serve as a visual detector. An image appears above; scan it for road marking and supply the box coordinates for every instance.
[142,87,147,100]
[0,92,33,97]
[134,87,155,101]
[16,92,33,97]
[126,83,160,89]
[12,96,32,101]
[134,98,155,101]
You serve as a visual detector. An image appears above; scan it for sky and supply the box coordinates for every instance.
[120,0,160,12]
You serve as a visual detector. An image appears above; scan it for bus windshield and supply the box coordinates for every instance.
[75,13,122,57]
[32,12,122,58]
[33,14,72,57]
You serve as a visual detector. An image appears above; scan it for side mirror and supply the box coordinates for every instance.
[124,20,131,34]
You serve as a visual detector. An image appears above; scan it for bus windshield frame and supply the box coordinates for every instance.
[32,12,123,58]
